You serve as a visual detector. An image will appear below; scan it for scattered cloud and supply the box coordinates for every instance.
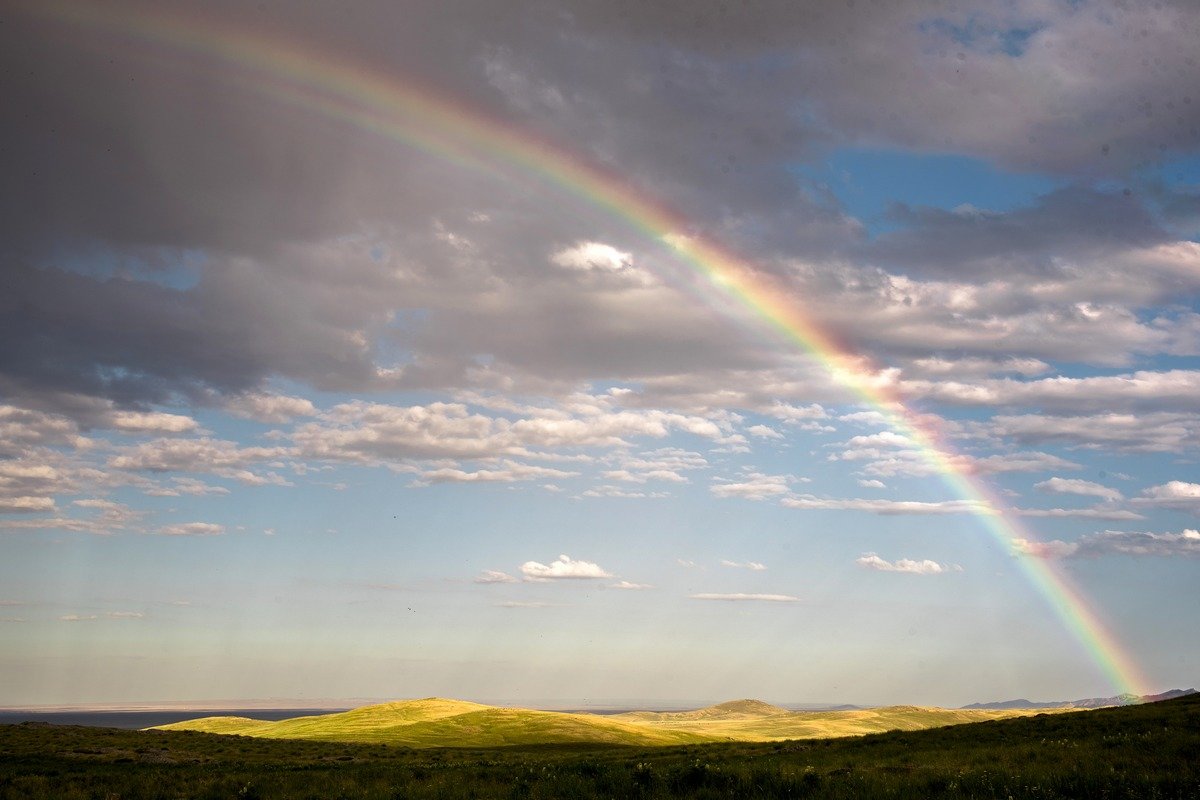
[293,399,731,466]
[855,554,951,575]
[782,496,990,516]
[972,452,1084,475]
[609,580,653,590]
[60,611,144,622]
[414,460,579,486]
[768,402,828,419]
[906,370,1200,414]
[710,472,794,500]
[143,477,231,497]
[109,437,290,485]
[1015,529,1200,559]
[1134,481,1200,513]
[689,593,801,603]
[475,570,519,584]
[519,554,612,580]
[746,424,783,440]
[905,356,1051,379]
[0,496,56,514]
[225,392,318,423]
[602,469,688,484]
[720,559,766,571]
[1014,506,1144,521]
[156,522,226,537]
[579,485,669,499]
[551,241,634,273]
[108,411,198,435]
[983,413,1200,453]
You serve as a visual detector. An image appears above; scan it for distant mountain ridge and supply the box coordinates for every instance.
[962,688,1196,710]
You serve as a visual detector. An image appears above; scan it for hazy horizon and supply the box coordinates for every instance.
[7,687,1192,715]
[2,0,1197,710]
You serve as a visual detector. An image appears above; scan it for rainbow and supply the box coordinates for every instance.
[25,0,1148,695]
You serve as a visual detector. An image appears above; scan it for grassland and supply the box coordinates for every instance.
[611,698,1065,741]
[152,698,715,747]
[2,691,1197,798]
[151,696,1065,747]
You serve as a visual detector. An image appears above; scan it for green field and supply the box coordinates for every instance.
[150,697,1066,747]
[2,692,1197,798]
[153,698,715,747]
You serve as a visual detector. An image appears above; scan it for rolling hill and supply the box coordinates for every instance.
[7,690,1198,799]
[152,698,715,747]
[612,700,1064,741]
[151,696,1068,747]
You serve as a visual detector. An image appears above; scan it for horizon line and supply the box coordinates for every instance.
[3,687,1190,714]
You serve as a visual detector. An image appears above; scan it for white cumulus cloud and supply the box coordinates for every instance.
[1034,477,1123,502]
[855,554,949,574]
[520,554,612,580]
[1135,481,1200,513]
[550,241,633,272]
[720,559,767,571]
[710,472,794,500]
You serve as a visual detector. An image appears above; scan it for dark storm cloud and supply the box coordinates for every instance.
[2,0,1199,418]
[0,259,384,406]
[6,0,1196,258]
[555,0,1200,174]
[866,186,1168,278]
[0,1,534,257]
[0,206,775,414]
[1,0,790,413]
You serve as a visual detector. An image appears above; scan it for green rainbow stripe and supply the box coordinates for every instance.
[27,0,1148,695]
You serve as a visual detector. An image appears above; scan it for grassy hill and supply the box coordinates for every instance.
[153,698,717,747]
[613,700,1064,741]
[153,696,1068,747]
[3,691,1197,798]
[617,698,791,722]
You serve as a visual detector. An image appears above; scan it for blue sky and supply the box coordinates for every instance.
[1,0,1199,708]
[799,148,1063,233]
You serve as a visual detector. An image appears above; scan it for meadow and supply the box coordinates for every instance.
[149,697,1064,747]
[1,691,1196,799]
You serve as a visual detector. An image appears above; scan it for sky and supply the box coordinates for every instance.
[1,0,1199,709]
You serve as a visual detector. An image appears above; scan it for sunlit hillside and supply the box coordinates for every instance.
[152,697,1071,747]
[152,699,715,747]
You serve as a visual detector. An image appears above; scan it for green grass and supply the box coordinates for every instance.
[151,697,1068,747]
[2,691,1197,798]
[154,699,717,746]
[614,701,1068,741]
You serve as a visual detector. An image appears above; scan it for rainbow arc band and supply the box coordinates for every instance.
[26,0,1147,696]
